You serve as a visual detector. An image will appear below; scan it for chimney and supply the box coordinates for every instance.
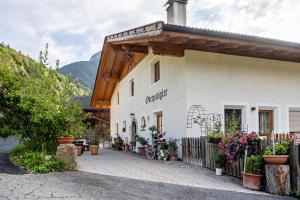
[165,0,188,26]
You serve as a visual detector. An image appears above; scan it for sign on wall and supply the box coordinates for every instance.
[145,89,168,104]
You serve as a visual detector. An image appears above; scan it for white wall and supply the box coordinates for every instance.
[184,50,300,135]
[110,48,300,157]
[111,50,187,147]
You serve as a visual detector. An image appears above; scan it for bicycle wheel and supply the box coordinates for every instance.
[146,148,155,160]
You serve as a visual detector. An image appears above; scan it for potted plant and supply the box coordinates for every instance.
[76,146,82,156]
[263,141,290,165]
[214,154,227,175]
[57,131,74,144]
[112,134,124,151]
[168,138,179,161]
[137,136,148,155]
[90,137,101,155]
[243,155,264,190]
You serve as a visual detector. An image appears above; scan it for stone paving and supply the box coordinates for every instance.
[77,149,261,194]
[0,171,294,200]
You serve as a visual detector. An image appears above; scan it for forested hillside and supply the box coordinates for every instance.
[0,43,91,95]
[59,51,100,89]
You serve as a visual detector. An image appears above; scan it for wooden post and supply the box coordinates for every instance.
[265,165,291,196]
[290,144,300,192]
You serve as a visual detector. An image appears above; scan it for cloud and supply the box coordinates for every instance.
[0,0,299,67]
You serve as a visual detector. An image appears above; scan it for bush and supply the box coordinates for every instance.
[245,155,264,175]
[9,143,28,157]
[214,154,227,168]
[17,152,66,173]
[264,140,291,155]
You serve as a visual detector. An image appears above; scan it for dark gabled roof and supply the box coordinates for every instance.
[163,23,300,49]
[91,21,300,108]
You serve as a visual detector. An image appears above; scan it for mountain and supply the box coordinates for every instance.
[59,51,101,90]
[0,42,90,96]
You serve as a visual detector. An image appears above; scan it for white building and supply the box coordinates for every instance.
[91,0,300,156]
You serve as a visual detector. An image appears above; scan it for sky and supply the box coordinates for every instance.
[0,0,300,67]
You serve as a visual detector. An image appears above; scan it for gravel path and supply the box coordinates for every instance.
[0,171,295,200]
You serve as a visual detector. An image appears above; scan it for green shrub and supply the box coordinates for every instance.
[9,143,28,157]
[214,154,227,168]
[245,155,264,175]
[264,141,291,155]
[17,152,66,173]
[137,137,149,146]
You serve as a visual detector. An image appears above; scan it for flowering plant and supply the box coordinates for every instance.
[219,131,259,163]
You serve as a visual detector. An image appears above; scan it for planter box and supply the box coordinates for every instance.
[57,136,74,144]
[263,155,289,165]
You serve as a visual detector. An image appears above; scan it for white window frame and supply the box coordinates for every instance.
[222,104,248,132]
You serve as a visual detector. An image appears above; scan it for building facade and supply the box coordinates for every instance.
[91,20,300,157]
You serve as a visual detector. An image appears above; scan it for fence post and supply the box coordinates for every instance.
[290,144,300,192]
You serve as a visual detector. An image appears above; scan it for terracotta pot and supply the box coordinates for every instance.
[263,155,289,165]
[57,136,74,144]
[76,146,82,156]
[137,147,146,155]
[242,173,263,191]
[169,154,177,161]
[90,145,100,155]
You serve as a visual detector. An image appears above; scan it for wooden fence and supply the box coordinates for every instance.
[182,134,300,182]
[182,137,244,178]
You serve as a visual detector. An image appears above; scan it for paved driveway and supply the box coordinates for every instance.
[78,149,260,194]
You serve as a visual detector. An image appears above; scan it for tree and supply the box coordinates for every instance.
[0,44,87,153]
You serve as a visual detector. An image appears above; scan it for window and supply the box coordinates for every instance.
[116,123,119,134]
[117,93,119,105]
[225,109,242,132]
[156,113,163,133]
[141,116,146,130]
[259,110,273,135]
[122,121,126,132]
[154,61,160,83]
[130,79,134,97]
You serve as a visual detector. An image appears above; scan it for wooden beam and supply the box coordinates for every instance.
[205,40,220,48]
[236,44,257,51]
[186,39,207,46]
[271,49,289,56]
[149,42,184,57]
[213,43,239,49]
[255,47,274,54]
[167,36,190,44]
[288,52,300,57]
[101,72,120,83]
[112,44,148,54]
[96,100,111,107]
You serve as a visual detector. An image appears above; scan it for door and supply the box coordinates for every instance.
[259,110,274,136]
[131,120,137,143]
